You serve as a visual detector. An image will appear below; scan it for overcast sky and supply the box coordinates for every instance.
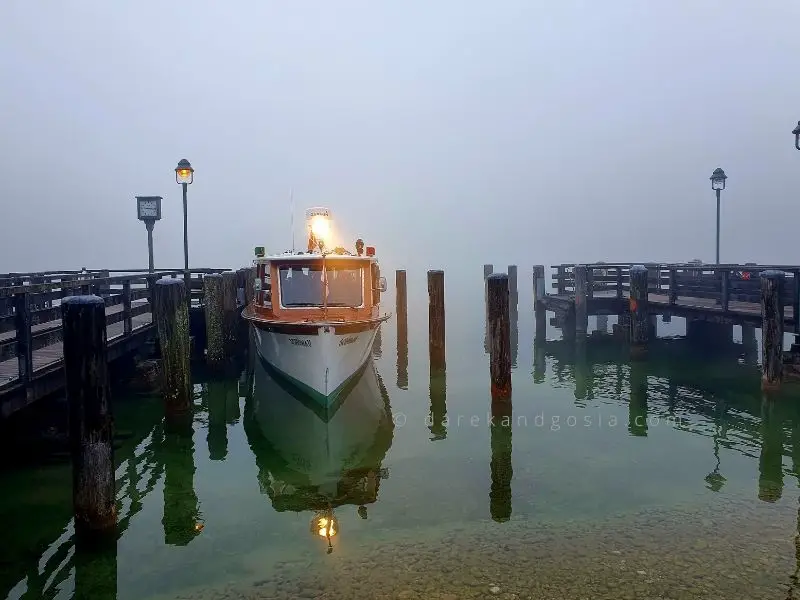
[2,1,799,275]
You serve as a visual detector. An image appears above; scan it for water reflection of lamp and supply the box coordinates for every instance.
[310,507,338,554]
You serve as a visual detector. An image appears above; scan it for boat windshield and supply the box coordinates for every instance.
[279,263,363,307]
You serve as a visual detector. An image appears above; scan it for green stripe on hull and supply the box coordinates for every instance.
[256,353,369,422]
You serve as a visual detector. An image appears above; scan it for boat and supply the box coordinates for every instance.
[242,207,391,410]
[242,353,394,553]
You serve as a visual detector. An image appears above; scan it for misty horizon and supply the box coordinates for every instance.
[2,1,799,274]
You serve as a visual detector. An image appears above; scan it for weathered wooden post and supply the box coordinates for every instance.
[122,280,133,336]
[507,265,518,304]
[489,401,512,522]
[533,265,546,342]
[761,270,785,391]
[155,279,191,415]
[244,266,256,307]
[13,291,32,388]
[396,270,408,389]
[427,270,446,371]
[62,295,116,536]
[557,265,566,295]
[487,274,511,401]
[629,265,649,358]
[221,271,239,354]
[483,264,492,353]
[574,265,588,338]
[203,273,224,368]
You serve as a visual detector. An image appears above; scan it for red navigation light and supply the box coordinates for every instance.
[366,246,376,257]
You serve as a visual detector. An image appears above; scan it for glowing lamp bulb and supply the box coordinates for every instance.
[311,216,330,240]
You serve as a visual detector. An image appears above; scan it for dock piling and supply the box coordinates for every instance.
[629,265,649,358]
[761,270,785,391]
[221,271,239,355]
[487,273,511,401]
[154,279,191,415]
[203,274,224,368]
[574,265,588,338]
[62,295,116,536]
[427,270,446,371]
[533,265,546,341]
[396,270,408,389]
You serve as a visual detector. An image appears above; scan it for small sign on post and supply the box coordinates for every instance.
[136,196,162,273]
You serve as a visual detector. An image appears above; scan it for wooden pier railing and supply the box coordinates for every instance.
[0,269,231,416]
[550,263,800,334]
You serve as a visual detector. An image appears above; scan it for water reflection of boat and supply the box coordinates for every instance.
[243,355,393,552]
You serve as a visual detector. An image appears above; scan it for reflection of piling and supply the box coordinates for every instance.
[203,274,224,369]
[487,274,511,402]
[629,265,649,359]
[628,361,648,436]
[206,381,228,461]
[761,270,785,391]
[428,270,446,371]
[221,271,239,356]
[162,416,201,545]
[74,536,118,600]
[533,265,546,342]
[758,401,784,502]
[62,296,116,536]
[574,341,588,401]
[533,345,545,383]
[428,368,447,440]
[489,402,512,523]
[155,279,192,415]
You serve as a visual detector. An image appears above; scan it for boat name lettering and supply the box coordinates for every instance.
[339,336,358,346]
[289,338,311,347]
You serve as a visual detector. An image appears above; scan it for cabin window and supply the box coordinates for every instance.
[278,263,363,308]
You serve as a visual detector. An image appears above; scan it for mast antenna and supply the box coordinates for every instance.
[290,189,295,253]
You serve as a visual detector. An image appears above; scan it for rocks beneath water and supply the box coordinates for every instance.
[128,359,161,394]
[163,500,798,600]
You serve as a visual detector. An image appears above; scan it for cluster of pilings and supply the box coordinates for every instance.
[60,266,255,543]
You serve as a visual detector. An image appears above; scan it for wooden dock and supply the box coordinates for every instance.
[0,268,236,418]
[529,262,800,390]
[540,263,800,329]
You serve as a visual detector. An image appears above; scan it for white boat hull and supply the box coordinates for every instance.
[250,320,381,408]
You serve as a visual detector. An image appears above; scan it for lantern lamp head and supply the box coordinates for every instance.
[710,168,727,191]
[355,238,364,256]
[793,121,800,151]
[175,159,194,184]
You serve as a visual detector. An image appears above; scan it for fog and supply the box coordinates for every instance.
[2,1,799,275]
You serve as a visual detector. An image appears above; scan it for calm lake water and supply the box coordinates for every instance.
[3,268,800,599]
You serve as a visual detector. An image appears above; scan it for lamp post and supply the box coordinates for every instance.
[175,159,194,304]
[710,168,727,264]
[136,196,162,272]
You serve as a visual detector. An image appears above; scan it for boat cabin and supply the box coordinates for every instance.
[251,252,386,322]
